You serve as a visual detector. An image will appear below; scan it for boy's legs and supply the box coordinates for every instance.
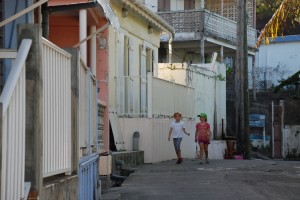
[173,138,183,163]
[176,150,182,161]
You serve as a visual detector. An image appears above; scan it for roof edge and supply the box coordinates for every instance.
[120,0,174,36]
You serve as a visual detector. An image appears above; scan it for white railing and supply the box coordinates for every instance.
[42,38,72,177]
[78,59,98,155]
[0,39,31,200]
[158,10,256,47]
[204,10,256,47]
[115,75,195,118]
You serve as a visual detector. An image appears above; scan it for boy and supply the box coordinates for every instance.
[168,112,190,164]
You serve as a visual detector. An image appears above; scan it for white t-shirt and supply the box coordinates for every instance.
[170,120,186,138]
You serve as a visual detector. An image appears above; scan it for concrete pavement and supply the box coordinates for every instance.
[101,158,300,200]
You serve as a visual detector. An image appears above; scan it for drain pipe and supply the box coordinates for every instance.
[168,35,173,64]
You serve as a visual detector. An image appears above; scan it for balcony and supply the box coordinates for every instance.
[158,9,256,48]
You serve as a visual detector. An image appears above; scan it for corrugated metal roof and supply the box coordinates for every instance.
[269,35,300,43]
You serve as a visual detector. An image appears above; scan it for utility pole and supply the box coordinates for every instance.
[236,0,250,159]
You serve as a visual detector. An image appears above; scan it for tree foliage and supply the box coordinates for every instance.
[256,0,283,31]
[256,0,300,47]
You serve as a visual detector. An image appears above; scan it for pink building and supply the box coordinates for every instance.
[48,0,118,153]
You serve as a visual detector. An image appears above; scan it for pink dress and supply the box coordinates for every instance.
[196,122,210,144]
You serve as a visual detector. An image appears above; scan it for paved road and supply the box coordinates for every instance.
[101,159,300,200]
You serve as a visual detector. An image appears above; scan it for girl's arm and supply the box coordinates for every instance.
[194,128,198,142]
[207,126,211,140]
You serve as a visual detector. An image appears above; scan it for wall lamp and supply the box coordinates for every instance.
[122,7,128,17]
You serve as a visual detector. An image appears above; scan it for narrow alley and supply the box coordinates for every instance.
[102,159,300,200]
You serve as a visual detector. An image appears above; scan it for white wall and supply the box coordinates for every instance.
[254,38,300,88]
[144,0,158,12]
[158,63,227,139]
[119,118,226,163]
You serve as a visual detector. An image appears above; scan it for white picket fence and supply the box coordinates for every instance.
[0,39,31,200]
[42,38,72,177]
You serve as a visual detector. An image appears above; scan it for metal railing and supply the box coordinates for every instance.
[158,10,256,47]
[42,38,72,177]
[115,74,195,118]
[0,39,31,200]
[78,153,99,200]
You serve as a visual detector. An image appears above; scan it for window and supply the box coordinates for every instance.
[158,0,170,11]
[184,0,195,10]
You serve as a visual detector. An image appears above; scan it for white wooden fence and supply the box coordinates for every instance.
[78,59,98,156]
[42,38,72,177]
[0,39,31,200]
[115,74,195,118]
[152,77,194,118]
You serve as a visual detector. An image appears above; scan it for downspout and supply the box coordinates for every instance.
[79,9,87,65]
[272,101,274,158]
[90,26,97,75]
[168,35,173,64]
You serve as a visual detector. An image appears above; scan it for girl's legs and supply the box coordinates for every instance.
[199,142,204,164]
[204,144,209,163]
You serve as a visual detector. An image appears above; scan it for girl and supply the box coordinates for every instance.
[195,113,211,164]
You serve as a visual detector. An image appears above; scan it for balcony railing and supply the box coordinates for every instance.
[158,9,256,48]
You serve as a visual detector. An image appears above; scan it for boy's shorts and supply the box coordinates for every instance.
[173,138,182,152]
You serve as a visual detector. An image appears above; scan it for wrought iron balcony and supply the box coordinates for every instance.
[158,10,257,48]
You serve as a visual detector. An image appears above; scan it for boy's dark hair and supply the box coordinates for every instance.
[173,112,182,118]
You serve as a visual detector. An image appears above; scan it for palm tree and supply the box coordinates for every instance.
[256,0,300,47]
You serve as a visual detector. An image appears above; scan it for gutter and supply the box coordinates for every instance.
[120,0,175,37]
[48,1,97,13]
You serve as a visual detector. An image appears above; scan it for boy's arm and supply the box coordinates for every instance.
[168,127,173,141]
[194,128,198,142]
[182,128,190,136]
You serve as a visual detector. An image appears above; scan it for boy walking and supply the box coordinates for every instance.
[168,112,190,164]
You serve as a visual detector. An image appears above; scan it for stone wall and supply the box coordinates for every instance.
[43,175,78,200]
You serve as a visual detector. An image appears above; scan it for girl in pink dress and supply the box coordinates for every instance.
[195,113,211,164]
